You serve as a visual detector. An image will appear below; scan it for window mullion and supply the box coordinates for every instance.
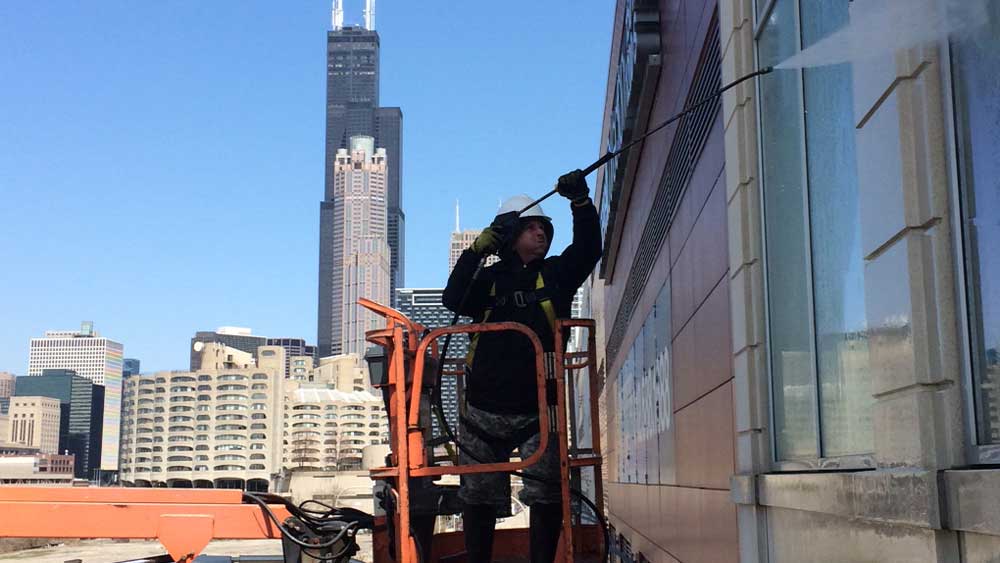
[792,0,824,460]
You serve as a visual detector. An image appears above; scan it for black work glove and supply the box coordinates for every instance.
[471,212,519,255]
[556,169,589,204]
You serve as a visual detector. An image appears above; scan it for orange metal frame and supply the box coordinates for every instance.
[0,488,292,562]
[359,298,605,563]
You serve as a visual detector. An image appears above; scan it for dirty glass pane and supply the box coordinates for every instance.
[801,0,873,457]
[758,0,818,460]
[953,4,1000,445]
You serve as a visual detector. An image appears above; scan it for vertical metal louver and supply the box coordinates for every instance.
[606,11,722,368]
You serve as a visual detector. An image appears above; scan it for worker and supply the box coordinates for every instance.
[443,169,602,563]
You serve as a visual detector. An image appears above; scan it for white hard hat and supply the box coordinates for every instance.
[497,194,550,221]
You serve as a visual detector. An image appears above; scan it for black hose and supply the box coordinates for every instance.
[433,262,611,560]
[241,492,361,561]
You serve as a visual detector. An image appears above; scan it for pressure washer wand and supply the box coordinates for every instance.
[518,66,774,215]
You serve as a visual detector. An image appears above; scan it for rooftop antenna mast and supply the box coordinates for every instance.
[331,0,344,30]
[454,200,460,233]
[364,0,375,30]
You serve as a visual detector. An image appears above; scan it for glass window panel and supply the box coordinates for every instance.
[953,4,1000,444]
[758,0,819,460]
[655,280,675,484]
[801,0,873,457]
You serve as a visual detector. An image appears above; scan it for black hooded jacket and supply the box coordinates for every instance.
[443,200,602,414]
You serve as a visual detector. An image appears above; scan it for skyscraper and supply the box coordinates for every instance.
[326,136,391,359]
[449,200,497,273]
[15,370,104,479]
[395,288,469,437]
[123,359,141,378]
[320,1,403,357]
[0,372,14,398]
[28,322,122,472]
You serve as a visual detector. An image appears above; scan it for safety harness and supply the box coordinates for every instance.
[461,271,559,445]
[464,271,557,366]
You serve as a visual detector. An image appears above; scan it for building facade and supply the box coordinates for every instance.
[448,202,498,274]
[0,372,14,398]
[266,338,318,378]
[27,322,122,471]
[297,354,371,394]
[123,358,141,378]
[8,396,62,454]
[118,344,285,491]
[322,135,392,360]
[15,370,104,479]
[282,385,388,472]
[320,3,404,356]
[0,453,75,485]
[396,288,470,436]
[590,0,1000,561]
[190,327,267,371]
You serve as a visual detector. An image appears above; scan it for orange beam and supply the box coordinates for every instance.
[0,488,292,563]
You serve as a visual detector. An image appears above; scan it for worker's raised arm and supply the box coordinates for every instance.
[552,170,603,289]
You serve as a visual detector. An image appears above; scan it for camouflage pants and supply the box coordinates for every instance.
[457,404,561,510]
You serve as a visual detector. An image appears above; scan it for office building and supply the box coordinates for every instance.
[8,396,61,454]
[190,327,267,371]
[0,372,14,398]
[396,288,468,436]
[123,358,141,378]
[0,453,75,485]
[320,1,404,356]
[27,322,122,471]
[15,370,104,479]
[448,201,498,273]
[119,344,285,491]
[320,136,391,360]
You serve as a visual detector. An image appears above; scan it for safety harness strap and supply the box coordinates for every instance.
[466,272,557,366]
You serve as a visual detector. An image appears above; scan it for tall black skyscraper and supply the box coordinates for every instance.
[319,1,404,358]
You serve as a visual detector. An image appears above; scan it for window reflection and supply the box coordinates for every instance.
[953,4,1000,445]
[757,0,872,461]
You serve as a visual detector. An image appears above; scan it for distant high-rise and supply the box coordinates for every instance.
[27,322,122,471]
[449,200,498,273]
[16,370,104,479]
[0,372,14,398]
[395,288,468,437]
[320,1,403,356]
[123,359,140,378]
[190,327,267,371]
[321,136,391,359]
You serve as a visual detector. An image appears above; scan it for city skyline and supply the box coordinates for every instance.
[0,2,612,374]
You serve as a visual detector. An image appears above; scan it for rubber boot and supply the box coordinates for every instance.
[529,503,562,563]
[463,504,496,562]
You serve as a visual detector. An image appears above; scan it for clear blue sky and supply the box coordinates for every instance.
[0,1,613,373]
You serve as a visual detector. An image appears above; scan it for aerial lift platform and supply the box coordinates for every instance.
[0,298,606,563]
